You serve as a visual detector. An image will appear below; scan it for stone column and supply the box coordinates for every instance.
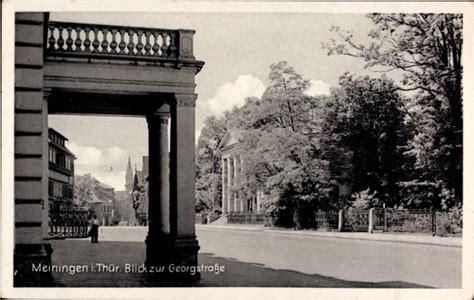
[227,156,234,213]
[221,158,227,214]
[169,94,200,279]
[145,113,170,266]
[239,156,247,212]
[233,156,240,212]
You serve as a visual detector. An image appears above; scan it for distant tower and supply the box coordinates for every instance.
[125,157,134,192]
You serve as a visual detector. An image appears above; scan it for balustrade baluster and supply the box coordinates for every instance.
[136,30,144,55]
[152,32,160,56]
[168,32,177,58]
[66,26,73,51]
[144,31,152,55]
[101,28,110,53]
[74,26,83,52]
[57,26,65,50]
[48,25,56,50]
[161,32,169,57]
[127,30,136,54]
[110,29,118,53]
[84,27,91,52]
[92,27,100,53]
[118,29,126,54]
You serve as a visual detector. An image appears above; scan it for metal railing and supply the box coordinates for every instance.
[48,207,90,239]
[227,212,267,224]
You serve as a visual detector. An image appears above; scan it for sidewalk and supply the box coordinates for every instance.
[199,223,462,248]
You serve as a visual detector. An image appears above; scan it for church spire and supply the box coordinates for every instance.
[125,157,134,192]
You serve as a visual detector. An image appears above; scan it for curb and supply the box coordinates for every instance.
[198,224,462,248]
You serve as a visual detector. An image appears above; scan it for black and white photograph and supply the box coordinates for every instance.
[2,1,473,299]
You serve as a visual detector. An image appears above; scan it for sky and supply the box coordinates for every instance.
[48,12,377,190]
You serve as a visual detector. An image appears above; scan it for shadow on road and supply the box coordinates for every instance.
[48,240,431,288]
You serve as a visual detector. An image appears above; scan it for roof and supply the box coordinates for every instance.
[136,170,143,183]
[217,129,244,151]
[97,182,114,190]
[48,128,69,141]
[89,192,103,203]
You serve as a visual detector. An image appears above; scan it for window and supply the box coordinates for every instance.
[51,149,56,163]
[48,181,54,196]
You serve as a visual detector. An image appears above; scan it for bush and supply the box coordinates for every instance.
[351,188,380,209]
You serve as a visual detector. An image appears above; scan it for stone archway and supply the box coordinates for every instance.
[14,12,204,286]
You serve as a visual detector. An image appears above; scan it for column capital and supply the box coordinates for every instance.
[174,94,197,108]
[146,113,170,126]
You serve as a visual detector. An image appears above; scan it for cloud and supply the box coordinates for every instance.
[207,75,265,116]
[304,79,331,97]
[67,143,129,190]
[68,143,128,167]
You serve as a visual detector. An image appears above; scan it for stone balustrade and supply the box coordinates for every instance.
[46,21,196,61]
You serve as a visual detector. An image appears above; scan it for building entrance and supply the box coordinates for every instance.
[14,13,204,286]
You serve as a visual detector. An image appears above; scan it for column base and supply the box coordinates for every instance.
[145,234,200,281]
[168,236,200,281]
[14,243,53,287]
[145,232,171,267]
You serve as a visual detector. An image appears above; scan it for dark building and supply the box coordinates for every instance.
[48,128,76,211]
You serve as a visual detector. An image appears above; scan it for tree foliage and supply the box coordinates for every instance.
[323,13,463,205]
[323,74,408,208]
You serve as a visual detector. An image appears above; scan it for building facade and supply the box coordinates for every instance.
[14,13,203,285]
[218,131,265,215]
[125,156,150,225]
[48,128,76,212]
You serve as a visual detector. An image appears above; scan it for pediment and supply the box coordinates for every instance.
[218,130,242,150]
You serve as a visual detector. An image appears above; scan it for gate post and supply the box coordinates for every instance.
[338,209,344,232]
[368,208,375,234]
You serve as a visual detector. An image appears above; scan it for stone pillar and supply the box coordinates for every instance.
[169,94,200,279]
[227,156,234,213]
[368,208,375,234]
[221,158,227,214]
[338,209,344,232]
[14,12,53,287]
[145,113,170,266]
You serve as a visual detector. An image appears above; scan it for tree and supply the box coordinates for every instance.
[195,116,228,212]
[324,13,463,205]
[231,62,333,227]
[74,174,96,209]
[322,74,408,208]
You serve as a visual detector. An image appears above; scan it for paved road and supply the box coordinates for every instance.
[50,226,461,288]
[196,226,461,288]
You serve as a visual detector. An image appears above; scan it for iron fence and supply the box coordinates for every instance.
[343,209,370,232]
[227,212,267,224]
[48,208,90,239]
[315,211,339,230]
